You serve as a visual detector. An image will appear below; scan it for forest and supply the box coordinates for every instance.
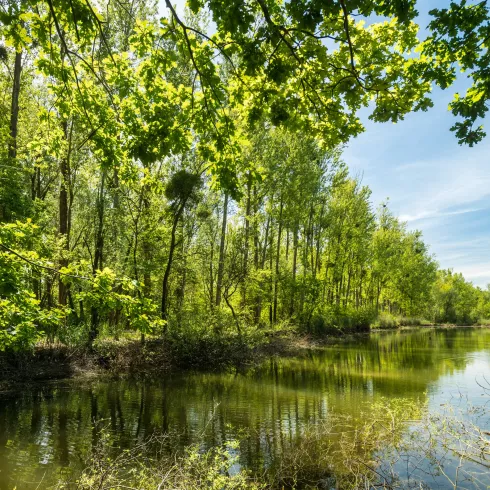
[2,1,490,489]
[1,0,490,353]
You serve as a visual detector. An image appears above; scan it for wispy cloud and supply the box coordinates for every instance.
[344,91,490,287]
[399,207,485,223]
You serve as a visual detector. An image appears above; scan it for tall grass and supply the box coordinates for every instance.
[374,313,429,329]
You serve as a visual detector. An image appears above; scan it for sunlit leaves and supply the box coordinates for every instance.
[423,0,490,145]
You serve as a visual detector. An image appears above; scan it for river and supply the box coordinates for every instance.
[0,327,489,489]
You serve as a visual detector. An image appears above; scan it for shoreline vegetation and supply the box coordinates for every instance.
[1,323,489,389]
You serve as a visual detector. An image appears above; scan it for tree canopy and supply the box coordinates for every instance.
[0,0,489,349]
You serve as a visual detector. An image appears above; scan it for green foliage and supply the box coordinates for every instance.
[429,269,490,325]
[59,427,262,490]
[1,0,489,353]
[375,313,425,329]
[166,313,264,369]
[0,221,65,350]
[73,267,165,335]
[423,1,490,145]
[376,312,400,329]
[307,306,377,335]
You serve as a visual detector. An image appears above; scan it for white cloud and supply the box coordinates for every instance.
[399,207,485,223]
[344,95,490,287]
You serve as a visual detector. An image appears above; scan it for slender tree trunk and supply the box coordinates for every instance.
[58,121,71,306]
[89,172,106,345]
[345,268,352,307]
[285,229,290,262]
[8,50,22,161]
[269,215,274,327]
[337,261,345,306]
[253,193,261,324]
[2,49,23,222]
[215,193,228,307]
[241,174,252,306]
[314,204,324,278]
[161,206,184,322]
[141,192,152,342]
[254,214,270,323]
[307,205,314,275]
[290,223,298,317]
[209,237,214,310]
[273,199,283,323]
[358,267,364,308]
[225,294,241,335]
[261,215,270,269]
[141,235,151,343]
[177,223,187,316]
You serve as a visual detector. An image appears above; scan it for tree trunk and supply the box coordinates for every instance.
[209,237,214,310]
[273,199,283,323]
[58,121,72,306]
[215,193,228,307]
[253,191,261,324]
[161,206,184,322]
[269,214,274,327]
[89,172,106,345]
[241,174,252,306]
[8,50,22,161]
[2,49,23,222]
[290,224,299,317]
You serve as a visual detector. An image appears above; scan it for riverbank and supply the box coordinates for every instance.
[0,328,361,389]
[1,324,488,390]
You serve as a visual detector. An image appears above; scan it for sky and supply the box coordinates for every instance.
[344,0,490,287]
[160,0,490,287]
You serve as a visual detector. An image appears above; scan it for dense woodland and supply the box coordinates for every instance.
[2,0,490,351]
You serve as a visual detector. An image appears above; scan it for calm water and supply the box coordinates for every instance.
[0,328,489,489]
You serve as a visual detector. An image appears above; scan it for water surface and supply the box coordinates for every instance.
[0,327,489,489]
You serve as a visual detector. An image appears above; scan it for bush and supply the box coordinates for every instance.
[375,312,399,329]
[398,316,423,326]
[305,306,376,336]
[57,430,263,490]
[374,314,428,329]
[167,329,263,369]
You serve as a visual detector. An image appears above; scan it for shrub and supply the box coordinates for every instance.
[398,316,422,326]
[375,313,398,329]
[57,431,263,490]
[305,306,376,335]
[375,314,428,329]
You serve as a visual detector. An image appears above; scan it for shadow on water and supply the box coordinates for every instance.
[0,327,489,489]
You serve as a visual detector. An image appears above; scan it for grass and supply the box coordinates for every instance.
[373,313,431,329]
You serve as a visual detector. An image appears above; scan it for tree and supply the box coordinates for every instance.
[161,170,201,321]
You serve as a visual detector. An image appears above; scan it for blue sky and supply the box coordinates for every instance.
[344,95,490,287]
[345,1,490,287]
[161,0,490,287]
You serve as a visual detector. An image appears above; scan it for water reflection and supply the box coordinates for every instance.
[0,328,489,489]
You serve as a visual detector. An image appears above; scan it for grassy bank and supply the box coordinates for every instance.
[0,320,377,387]
[1,320,485,388]
[0,328,294,386]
